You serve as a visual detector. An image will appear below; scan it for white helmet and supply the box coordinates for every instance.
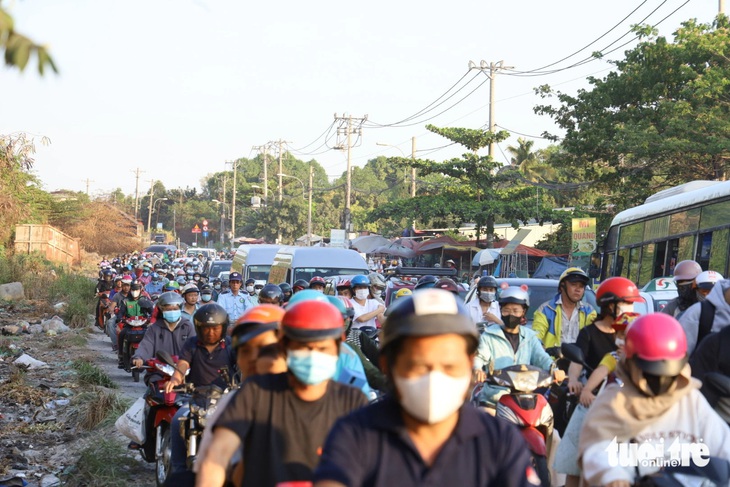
[695,270,723,290]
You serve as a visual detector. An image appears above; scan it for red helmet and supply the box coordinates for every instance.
[624,313,687,376]
[282,300,344,342]
[596,277,643,306]
[336,279,351,290]
[309,276,326,286]
[231,304,285,348]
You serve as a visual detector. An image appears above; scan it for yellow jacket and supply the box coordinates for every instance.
[532,294,597,348]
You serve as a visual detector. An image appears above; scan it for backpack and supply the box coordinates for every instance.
[697,300,716,347]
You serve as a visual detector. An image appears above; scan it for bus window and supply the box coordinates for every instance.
[653,241,667,277]
[700,201,730,230]
[617,249,629,278]
[709,228,729,275]
[603,252,615,278]
[696,233,712,270]
[619,222,645,247]
[677,235,695,263]
[639,244,655,286]
[629,247,641,282]
[669,208,701,235]
[667,239,679,276]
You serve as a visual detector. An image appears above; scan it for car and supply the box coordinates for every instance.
[144,244,177,254]
[218,271,230,283]
[463,277,598,329]
[641,277,678,312]
[207,259,232,280]
[382,267,466,307]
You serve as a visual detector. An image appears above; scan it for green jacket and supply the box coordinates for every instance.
[532,294,596,348]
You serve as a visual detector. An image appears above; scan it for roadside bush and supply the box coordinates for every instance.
[72,359,117,389]
[73,387,129,430]
[64,438,140,487]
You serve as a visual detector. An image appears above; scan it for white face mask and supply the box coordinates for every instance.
[393,371,470,424]
[246,285,254,293]
[355,289,369,300]
[615,337,625,348]
[617,303,634,315]
[254,288,261,295]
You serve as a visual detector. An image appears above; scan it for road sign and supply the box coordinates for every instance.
[202,225,209,231]
[202,231,209,238]
[202,219,209,226]
[192,224,202,234]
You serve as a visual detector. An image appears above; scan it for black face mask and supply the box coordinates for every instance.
[502,314,522,329]
[677,283,696,304]
[644,372,679,396]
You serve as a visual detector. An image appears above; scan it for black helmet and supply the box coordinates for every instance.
[414,275,438,290]
[381,289,477,353]
[433,278,460,295]
[245,278,256,286]
[293,279,309,292]
[477,276,498,289]
[278,282,292,297]
[130,281,142,291]
[193,303,229,336]
[259,284,283,302]
[157,291,184,308]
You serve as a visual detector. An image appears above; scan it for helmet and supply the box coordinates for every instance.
[199,284,213,294]
[176,276,187,285]
[559,267,590,286]
[433,278,459,295]
[293,279,309,292]
[596,277,643,306]
[477,276,498,290]
[176,269,186,277]
[157,291,184,308]
[231,304,285,348]
[369,273,386,288]
[673,260,703,282]
[380,289,477,352]
[259,284,283,302]
[163,281,180,292]
[335,279,352,290]
[350,275,370,288]
[193,303,229,336]
[130,281,142,291]
[624,313,688,377]
[150,272,160,281]
[326,295,350,319]
[309,276,326,287]
[286,289,330,307]
[278,282,292,296]
[121,275,133,284]
[391,259,398,266]
[414,275,438,290]
[245,278,256,286]
[394,288,413,300]
[182,283,200,295]
[282,301,344,341]
[498,286,530,307]
[695,270,723,290]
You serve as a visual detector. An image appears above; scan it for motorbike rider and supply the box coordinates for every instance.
[244,278,258,301]
[199,284,214,304]
[211,278,222,301]
[313,289,539,487]
[144,272,164,297]
[309,276,327,293]
[680,272,730,355]
[473,286,565,409]
[164,303,237,479]
[292,279,309,294]
[335,279,353,299]
[131,291,196,384]
[466,276,502,326]
[661,259,703,319]
[116,281,154,368]
[579,313,730,487]
[216,272,253,325]
[197,300,368,487]
[181,283,200,323]
[533,267,596,350]
[257,284,284,306]
[368,273,386,305]
[350,275,385,331]
[138,264,153,286]
[278,282,293,304]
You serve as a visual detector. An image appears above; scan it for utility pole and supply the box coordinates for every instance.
[721,0,726,14]
[468,60,513,158]
[145,179,155,234]
[411,136,417,197]
[228,160,238,244]
[308,162,313,247]
[131,168,144,220]
[277,140,285,203]
[334,113,367,233]
[252,144,269,206]
[82,178,94,195]
[219,176,227,244]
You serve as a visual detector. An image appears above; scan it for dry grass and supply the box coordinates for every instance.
[73,387,129,431]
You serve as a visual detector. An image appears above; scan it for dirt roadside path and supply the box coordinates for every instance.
[86,326,148,400]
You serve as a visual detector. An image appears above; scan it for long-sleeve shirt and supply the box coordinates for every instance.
[131,317,196,362]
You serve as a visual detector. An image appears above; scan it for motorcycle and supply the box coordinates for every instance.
[118,315,151,382]
[128,351,189,487]
[634,456,730,486]
[486,364,555,487]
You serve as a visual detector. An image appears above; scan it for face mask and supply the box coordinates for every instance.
[677,283,695,301]
[393,371,470,424]
[617,303,635,315]
[615,337,625,348]
[696,291,707,302]
[201,293,212,302]
[479,292,496,303]
[163,310,181,323]
[214,285,221,290]
[502,314,522,329]
[246,285,254,293]
[143,272,149,277]
[254,288,261,295]
[131,290,141,299]
[355,289,370,300]
[286,349,338,385]
[194,277,200,282]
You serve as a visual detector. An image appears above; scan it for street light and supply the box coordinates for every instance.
[147,197,168,234]
[212,199,229,244]
[277,171,312,246]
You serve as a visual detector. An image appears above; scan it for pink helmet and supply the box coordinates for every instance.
[624,313,687,376]
[673,260,702,282]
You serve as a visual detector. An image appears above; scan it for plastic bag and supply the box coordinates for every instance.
[115,397,146,444]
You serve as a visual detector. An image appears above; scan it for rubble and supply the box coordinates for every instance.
[40,317,69,334]
[0,283,25,302]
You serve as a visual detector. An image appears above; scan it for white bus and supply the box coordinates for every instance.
[600,180,730,286]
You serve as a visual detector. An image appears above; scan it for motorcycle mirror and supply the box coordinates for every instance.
[561,343,587,368]
[704,372,730,398]
[156,350,175,366]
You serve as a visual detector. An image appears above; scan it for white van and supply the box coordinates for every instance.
[231,245,284,282]
[267,247,368,285]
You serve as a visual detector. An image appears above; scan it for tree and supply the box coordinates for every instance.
[1,2,57,74]
[369,125,544,246]
[535,17,730,208]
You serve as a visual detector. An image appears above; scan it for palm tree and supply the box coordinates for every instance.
[506,138,556,183]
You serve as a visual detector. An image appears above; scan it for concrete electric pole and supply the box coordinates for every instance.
[132,168,144,220]
[334,113,367,233]
[468,60,513,158]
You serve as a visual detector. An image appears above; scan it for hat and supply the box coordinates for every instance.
[229,272,243,282]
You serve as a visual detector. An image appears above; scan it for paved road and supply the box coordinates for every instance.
[87,326,148,400]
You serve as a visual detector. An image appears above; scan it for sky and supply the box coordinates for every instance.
[1,0,721,198]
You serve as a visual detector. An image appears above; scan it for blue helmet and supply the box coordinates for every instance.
[351,275,370,288]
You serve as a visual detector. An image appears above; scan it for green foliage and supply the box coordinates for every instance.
[535,17,730,209]
[72,359,118,389]
[64,437,140,487]
[0,3,57,75]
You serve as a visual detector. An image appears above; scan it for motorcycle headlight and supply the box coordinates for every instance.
[507,370,539,392]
